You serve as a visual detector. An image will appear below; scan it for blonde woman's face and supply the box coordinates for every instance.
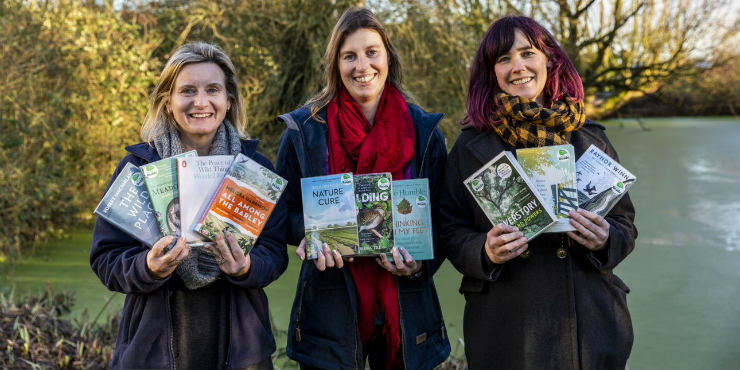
[338,28,389,105]
[166,62,230,140]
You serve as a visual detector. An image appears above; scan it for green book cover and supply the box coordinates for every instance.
[140,150,197,236]
[354,173,394,256]
[391,178,434,261]
[464,151,556,241]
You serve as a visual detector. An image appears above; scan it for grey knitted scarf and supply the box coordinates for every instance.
[153,121,242,290]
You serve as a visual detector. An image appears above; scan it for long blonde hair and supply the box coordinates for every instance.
[141,42,247,142]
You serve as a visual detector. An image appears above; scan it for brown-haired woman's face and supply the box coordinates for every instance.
[166,62,230,140]
[494,30,548,104]
[338,28,388,105]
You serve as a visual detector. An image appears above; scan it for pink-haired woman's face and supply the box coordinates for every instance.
[494,29,548,104]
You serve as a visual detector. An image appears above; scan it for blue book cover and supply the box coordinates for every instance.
[391,178,434,261]
[301,173,359,259]
[94,162,161,247]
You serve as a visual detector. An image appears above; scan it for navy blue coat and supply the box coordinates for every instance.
[275,104,451,370]
[90,140,288,370]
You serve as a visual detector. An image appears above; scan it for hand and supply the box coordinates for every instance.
[296,237,351,271]
[484,224,528,264]
[205,232,251,278]
[567,208,610,250]
[376,247,421,277]
[147,236,189,279]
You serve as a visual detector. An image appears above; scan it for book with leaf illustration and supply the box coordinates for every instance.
[516,144,578,233]
[140,150,197,237]
[464,151,556,241]
[575,144,636,216]
[193,153,287,254]
[391,178,434,261]
[177,155,234,245]
[301,173,359,259]
[94,162,160,247]
[354,173,394,256]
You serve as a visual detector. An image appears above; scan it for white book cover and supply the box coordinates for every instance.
[576,144,636,216]
[177,155,234,243]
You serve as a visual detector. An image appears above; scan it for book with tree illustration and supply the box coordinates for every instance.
[177,155,233,245]
[464,151,556,241]
[354,173,394,256]
[140,150,197,237]
[301,173,359,259]
[94,162,161,247]
[391,178,434,261]
[193,153,287,254]
[575,144,636,216]
[516,144,578,233]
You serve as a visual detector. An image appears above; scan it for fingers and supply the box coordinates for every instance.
[147,236,189,279]
[376,247,419,277]
[332,249,344,268]
[296,238,307,261]
[484,225,527,264]
[314,244,327,271]
[323,245,335,268]
[568,209,610,250]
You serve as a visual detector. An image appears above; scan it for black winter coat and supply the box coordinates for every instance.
[439,121,637,370]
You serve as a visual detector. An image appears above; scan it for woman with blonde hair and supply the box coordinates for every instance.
[90,42,287,370]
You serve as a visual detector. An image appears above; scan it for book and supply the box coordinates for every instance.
[93,162,160,247]
[354,173,395,256]
[177,155,234,244]
[391,178,434,261]
[516,144,578,233]
[575,144,636,216]
[463,151,556,241]
[301,173,359,259]
[140,150,197,237]
[193,153,287,254]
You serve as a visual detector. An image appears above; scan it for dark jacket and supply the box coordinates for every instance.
[439,121,637,370]
[90,140,288,370]
[275,104,451,370]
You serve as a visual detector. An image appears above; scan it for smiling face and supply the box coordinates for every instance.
[338,28,389,106]
[166,62,230,142]
[494,29,549,104]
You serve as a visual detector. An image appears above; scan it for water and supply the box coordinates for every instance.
[2,117,738,369]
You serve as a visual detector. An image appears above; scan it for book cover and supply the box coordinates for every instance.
[576,144,636,216]
[140,150,197,236]
[516,144,578,232]
[177,155,234,244]
[391,178,434,261]
[94,162,160,247]
[193,153,287,254]
[463,151,556,241]
[301,173,359,259]
[354,173,394,256]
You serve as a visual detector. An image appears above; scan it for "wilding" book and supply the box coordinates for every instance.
[576,144,636,216]
[354,173,394,256]
[301,173,359,259]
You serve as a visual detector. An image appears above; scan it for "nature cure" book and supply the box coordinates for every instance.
[464,151,556,241]
[391,178,434,261]
[301,173,359,259]
[576,144,636,216]
[140,150,197,236]
[354,173,394,256]
[516,144,578,233]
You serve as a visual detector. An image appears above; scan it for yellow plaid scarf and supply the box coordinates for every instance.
[489,93,586,147]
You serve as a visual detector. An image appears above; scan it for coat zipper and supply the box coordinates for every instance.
[397,280,408,369]
[295,280,307,342]
[166,287,176,370]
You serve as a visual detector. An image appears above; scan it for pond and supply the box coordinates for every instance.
[2,117,738,369]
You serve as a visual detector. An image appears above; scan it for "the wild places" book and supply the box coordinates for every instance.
[516,144,578,233]
[140,150,197,236]
[354,173,394,256]
[177,155,233,244]
[301,173,359,259]
[464,151,556,241]
[576,144,636,216]
[193,153,287,254]
[391,178,434,261]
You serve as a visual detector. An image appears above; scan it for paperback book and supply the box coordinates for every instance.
[391,178,434,261]
[301,173,359,259]
[93,162,160,247]
[193,153,287,254]
[354,173,394,256]
[177,155,234,244]
[464,151,556,241]
[516,144,578,233]
[140,150,197,236]
[575,144,636,216]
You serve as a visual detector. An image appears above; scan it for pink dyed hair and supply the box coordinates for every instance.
[464,16,584,130]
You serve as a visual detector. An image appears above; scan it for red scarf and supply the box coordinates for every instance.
[327,83,415,369]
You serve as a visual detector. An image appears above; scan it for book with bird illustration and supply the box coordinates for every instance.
[354,173,395,256]
[140,150,197,237]
[575,144,636,216]
[300,173,359,259]
[391,178,434,261]
[193,153,287,254]
[94,162,161,247]
[516,144,578,233]
[464,151,556,241]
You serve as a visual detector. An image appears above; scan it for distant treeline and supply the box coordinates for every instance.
[1,0,738,260]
